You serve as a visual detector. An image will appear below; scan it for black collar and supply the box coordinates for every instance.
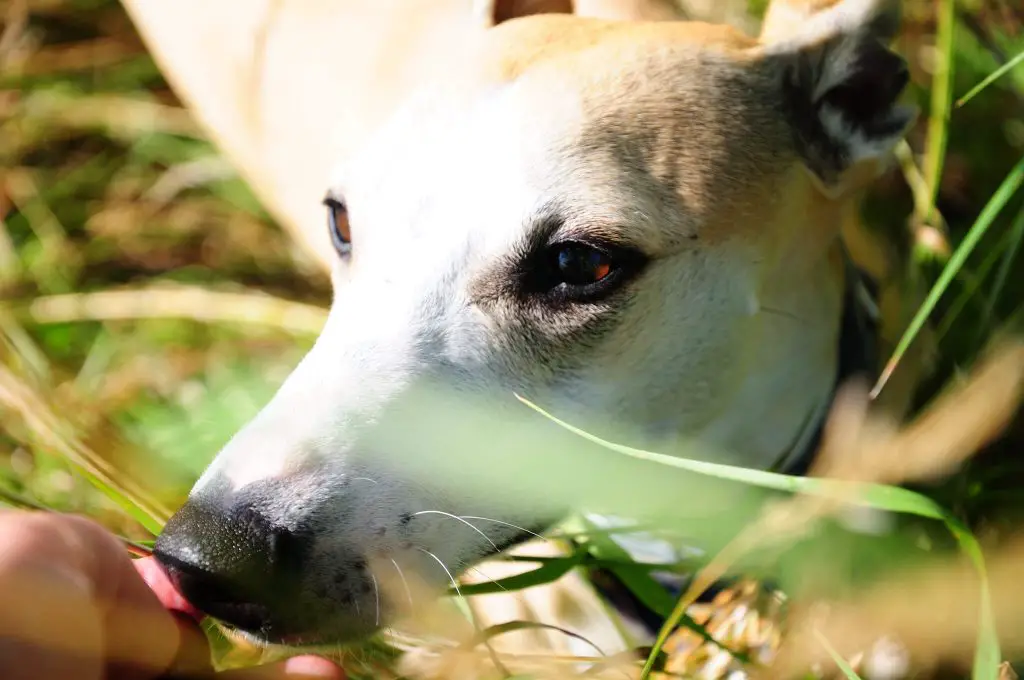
[775,259,880,476]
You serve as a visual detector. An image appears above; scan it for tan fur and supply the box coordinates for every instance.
[120,0,692,268]
[124,0,926,663]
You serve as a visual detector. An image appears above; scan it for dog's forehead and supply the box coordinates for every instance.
[480,15,760,80]
[338,18,789,261]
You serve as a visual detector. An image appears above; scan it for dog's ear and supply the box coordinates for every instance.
[761,0,916,196]
[479,0,573,25]
[480,0,680,25]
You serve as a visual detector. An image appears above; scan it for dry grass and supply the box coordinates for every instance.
[2,0,1024,679]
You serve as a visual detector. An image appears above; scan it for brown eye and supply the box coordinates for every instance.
[323,194,351,257]
[553,244,614,286]
[517,235,646,306]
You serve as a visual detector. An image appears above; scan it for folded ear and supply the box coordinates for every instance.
[478,0,680,25]
[761,0,916,196]
[476,0,573,25]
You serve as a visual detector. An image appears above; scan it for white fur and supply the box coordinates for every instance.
[819,104,911,167]
[762,0,888,51]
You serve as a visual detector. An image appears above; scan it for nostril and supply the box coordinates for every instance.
[226,505,314,575]
[268,525,314,572]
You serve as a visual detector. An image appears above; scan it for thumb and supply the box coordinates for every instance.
[216,655,345,680]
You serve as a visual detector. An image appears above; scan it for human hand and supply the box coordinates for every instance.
[0,510,344,680]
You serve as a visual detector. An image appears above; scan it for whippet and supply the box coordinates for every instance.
[123,0,919,657]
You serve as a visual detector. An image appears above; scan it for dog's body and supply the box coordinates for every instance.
[123,0,922,660]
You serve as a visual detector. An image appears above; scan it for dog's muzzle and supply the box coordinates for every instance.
[153,488,376,644]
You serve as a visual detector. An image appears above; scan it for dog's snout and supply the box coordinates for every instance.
[154,497,313,635]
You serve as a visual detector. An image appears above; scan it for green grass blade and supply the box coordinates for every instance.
[74,466,164,535]
[461,620,606,658]
[579,517,745,660]
[0,485,51,511]
[873,155,1024,397]
[449,553,582,597]
[921,0,956,226]
[517,394,941,518]
[949,517,1001,680]
[934,229,1015,341]
[516,396,1001,680]
[979,207,1024,339]
[956,49,1024,108]
[0,485,156,555]
[501,552,700,573]
[814,629,865,680]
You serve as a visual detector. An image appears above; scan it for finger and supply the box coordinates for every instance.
[153,614,215,679]
[0,511,180,679]
[0,519,103,680]
[133,557,214,677]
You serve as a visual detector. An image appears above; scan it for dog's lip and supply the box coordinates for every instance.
[222,625,313,648]
[135,555,348,646]
[134,555,206,623]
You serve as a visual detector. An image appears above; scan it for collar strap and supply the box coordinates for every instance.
[775,255,880,476]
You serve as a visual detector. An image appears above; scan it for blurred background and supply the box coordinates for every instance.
[0,0,337,537]
[1,0,1023,677]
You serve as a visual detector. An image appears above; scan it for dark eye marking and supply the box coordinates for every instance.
[323,193,351,258]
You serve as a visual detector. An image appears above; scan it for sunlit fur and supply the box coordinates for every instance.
[156,0,913,646]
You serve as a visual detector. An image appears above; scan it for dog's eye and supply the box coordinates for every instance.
[323,194,351,257]
[553,244,614,286]
[530,240,645,304]
[513,234,646,306]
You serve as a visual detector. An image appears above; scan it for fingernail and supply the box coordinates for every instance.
[283,655,343,678]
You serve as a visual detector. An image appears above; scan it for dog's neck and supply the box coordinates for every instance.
[589,257,880,637]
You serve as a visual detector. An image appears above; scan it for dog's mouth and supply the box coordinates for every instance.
[219,621,307,649]
[137,553,319,647]
[146,548,393,647]
[135,554,206,622]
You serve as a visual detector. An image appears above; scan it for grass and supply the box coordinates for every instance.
[2,0,1024,678]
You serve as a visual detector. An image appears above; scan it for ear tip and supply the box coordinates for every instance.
[760,0,904,47]
[775,0,915,189]
[864,0,903,40]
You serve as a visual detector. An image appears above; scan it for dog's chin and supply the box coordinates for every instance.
[216,610,387,647]
[220,625,278,648]
[219,621,378,651]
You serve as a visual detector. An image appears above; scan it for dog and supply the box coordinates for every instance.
[123,0,921,659]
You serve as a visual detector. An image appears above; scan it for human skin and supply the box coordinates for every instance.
[0,510,343,680]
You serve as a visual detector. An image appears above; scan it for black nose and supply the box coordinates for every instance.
[154,497,313,635]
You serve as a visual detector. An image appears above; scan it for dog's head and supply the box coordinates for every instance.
[154,0,913,646]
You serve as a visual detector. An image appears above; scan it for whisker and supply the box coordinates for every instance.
[416,547,509,676]
[351,476,378,485]
[467,565,508,592]
[759,305,802,322]
[390,557,415,613]
[459,515,548,542]
[413,510,498,552]
[416,547,463,599]
[371,572,380,627]
[331,642,345,669]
